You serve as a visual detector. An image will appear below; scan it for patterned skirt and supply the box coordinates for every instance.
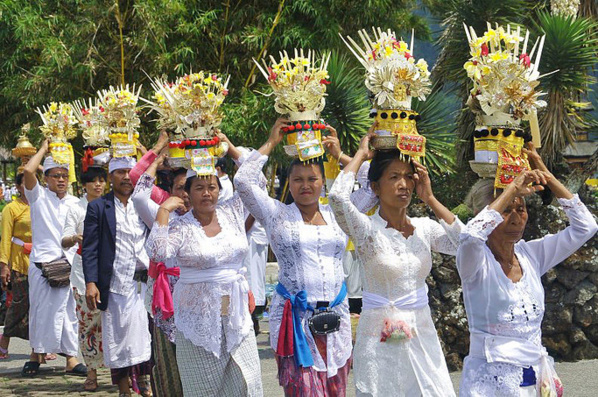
[152,325,183,397]
[276,334,351,397]
[73,289,104,370]
[3,270,29,339]
[175,319,263,397]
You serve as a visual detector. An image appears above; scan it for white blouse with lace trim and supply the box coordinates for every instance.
[456,195,598,396]
[234,151,375,377]
[329,170,463,397]
[145,194,251,357]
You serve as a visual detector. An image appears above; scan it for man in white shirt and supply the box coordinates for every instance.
[216,157,234,201]
[22,139,86,377]
[82,156,152,397]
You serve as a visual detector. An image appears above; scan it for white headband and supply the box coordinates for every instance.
[43,156,69,173]
[108,156,137,173]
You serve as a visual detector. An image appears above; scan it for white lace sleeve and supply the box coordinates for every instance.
[521,194,598,275]
[329,170,372,245]
[233,150,284,227]
[427,217,464,256]
[132,173,160,229]
[457,207,504,281]
[145,221,184,262]
[350,161,378,212]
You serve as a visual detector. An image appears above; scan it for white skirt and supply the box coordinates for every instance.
[28,264,78,356]
[102,283,151,368]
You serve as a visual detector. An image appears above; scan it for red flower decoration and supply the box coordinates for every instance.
[320,79,331,85]
[199,141,206,146]
[303,123,310,130]
[288,125,295,132]
[191,140,197,146]
[295,123,302,130]
[519,53,531,68]
[404,52,412,60]
[267,67,277,82]
[481,43,489,56]
[99,106,105,112]
[212,75,218,81]
[214,136,220,144]
[223,90,229,96]
[81,108,89,116]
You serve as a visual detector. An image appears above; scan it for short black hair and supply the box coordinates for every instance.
[184,174,223,193]
[80,167,108,184]
[368,149,413,183]
[215,157,229,174]
[169,168,188,192]
[286,157,325,181]
[16,173,24,186]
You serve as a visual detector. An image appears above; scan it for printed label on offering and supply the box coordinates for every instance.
[396,134,426,157]
[296,140,324,162]
[189,148,216,176]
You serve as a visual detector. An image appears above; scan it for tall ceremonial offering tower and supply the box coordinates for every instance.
[72,98,111,171]
[464,23,548,189]
[146,72,230,176]
[36,102,78,183]
[254,49,331,162]
[342,28,431,160]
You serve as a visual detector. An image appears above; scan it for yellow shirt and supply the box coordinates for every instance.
[0,198,31,275]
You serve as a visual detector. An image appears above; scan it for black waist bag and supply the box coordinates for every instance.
[308,308,341,335]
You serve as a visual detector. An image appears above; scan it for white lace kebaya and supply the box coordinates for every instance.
[145,193,252,358]
[329,170,463,397]
[234,150,375,377]
[457,195,597,396]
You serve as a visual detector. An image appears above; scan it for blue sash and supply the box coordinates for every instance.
[276,282,347,368]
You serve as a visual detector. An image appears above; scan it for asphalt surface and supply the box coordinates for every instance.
[2,321,598,396]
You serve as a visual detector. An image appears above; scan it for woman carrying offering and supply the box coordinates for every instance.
[457,145,597,396]
[145,139,263,397]
[328,132,462,396]
[235,118,376,396]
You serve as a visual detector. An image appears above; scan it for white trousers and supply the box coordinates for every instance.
[102,283,151,369]
[28,264,79,356]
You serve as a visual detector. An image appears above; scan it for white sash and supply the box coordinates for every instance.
[179,266,249,330]
[362,285,428,311]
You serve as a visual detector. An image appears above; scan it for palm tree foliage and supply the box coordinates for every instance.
[0,0,429,151]
[533,11,598,166]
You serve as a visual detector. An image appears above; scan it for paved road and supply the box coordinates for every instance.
[2,322,598,396]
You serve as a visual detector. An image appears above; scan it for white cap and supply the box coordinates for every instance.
[108,156,137,173]
[43,156,69,173]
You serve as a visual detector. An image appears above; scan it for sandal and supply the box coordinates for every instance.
[83,377,98,392]
[65,363,88,377]
[21,361,40,377]
[138,374,152,397]
[45,353,57,360]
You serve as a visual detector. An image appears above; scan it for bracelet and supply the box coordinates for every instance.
[337,151,344,162]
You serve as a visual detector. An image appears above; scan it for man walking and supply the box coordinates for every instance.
[22,139,86,377]
[82,157,152,397]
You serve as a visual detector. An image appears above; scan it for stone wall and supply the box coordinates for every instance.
[412,194,598,370]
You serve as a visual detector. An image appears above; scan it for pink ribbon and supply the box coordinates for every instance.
[148,261,180,319]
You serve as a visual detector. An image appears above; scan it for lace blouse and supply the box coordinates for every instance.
[234,151,375,377]
[329,170,462,396]
[457,195,597,396]
[146,193,252,357]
